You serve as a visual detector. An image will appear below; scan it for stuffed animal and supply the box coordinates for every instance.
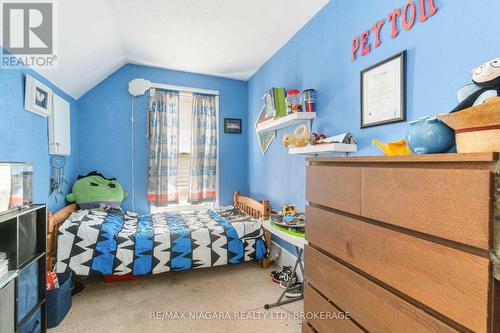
[66,171,127,210]
[282,124,311,148]
[281,205,296,216]
[451,57,500,113]
[312,133,326,145]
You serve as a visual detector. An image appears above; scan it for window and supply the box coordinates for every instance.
[151,91,218,213]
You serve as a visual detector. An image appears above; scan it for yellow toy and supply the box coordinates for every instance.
[281,205,296,216]
[282,124,311,148]
[372,139,411,156]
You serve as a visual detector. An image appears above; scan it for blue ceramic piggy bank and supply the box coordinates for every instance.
[407,116,455,154]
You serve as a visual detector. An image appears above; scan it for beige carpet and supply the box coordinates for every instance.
[49,262,303,333]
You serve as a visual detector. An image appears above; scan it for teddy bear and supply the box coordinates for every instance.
[282,124,311,148]
[451,56,500,113]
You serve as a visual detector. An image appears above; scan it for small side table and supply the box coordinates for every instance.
[263,219,307,309]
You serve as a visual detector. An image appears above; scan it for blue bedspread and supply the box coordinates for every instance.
[56,207,266,276]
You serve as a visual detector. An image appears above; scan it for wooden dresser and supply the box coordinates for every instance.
[303,153,499,333]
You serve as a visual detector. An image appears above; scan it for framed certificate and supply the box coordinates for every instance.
[360,51,406,128]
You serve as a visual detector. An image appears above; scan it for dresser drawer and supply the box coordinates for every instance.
[362,167,491,249]
[305,246,458,333]
[302,321,315,333]
[306,165,361,215]
[306,206,490,332]
[304,283,362,333]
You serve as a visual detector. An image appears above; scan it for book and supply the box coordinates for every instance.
[273,88,287,118]
[262,88,287,118]
[262,89,275,119]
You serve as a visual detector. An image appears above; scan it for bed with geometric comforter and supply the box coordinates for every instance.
[55,207,266,276]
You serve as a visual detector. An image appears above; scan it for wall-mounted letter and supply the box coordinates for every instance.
[419,0,438,22]
[402,0,416,30]
[361,30,371,56]
[372,19,385,48]
[388,8,401,38]
[351,36,360,61]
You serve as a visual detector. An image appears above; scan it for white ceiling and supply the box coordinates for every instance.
[34,0,329,99]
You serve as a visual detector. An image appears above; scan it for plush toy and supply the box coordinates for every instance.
[451,57,500,113]
[66,171,127,210]
[312,133,326,145]
[281,205,296,216]
[282,124,311,148]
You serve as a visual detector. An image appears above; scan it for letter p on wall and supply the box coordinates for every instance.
[351,36,359,61]
[350,0,438,61]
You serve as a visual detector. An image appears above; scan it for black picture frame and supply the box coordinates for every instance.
[360,51,406,128]
[224,118,242,134]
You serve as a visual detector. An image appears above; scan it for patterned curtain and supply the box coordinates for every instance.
[147,89,180,206]
[189,93,217,204]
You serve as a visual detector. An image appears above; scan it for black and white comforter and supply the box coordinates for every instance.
[56,207,266,276]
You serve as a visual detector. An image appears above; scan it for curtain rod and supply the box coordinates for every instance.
[150,83,219,96]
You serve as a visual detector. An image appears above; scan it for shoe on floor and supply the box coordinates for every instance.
[271,266,293,284]
[285,283,303,298]
[280,279,300,289]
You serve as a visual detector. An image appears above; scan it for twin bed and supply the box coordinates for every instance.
[46,192,272,277]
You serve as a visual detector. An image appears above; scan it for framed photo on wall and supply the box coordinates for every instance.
[24,75,53,117]
[360,51,406,128]
[224,118,242,134]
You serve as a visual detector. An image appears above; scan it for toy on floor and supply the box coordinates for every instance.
[451,56,500,113]
[282,124,311,148]
[66,171,127,210]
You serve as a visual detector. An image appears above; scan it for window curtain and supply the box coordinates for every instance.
[189,93,217,203]
[147,88,180,206]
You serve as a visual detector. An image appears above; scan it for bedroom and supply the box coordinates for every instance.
[0,0,499,332]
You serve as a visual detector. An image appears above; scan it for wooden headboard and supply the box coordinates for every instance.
[234,191,272,268]
[233,191,270,220]
[46,192,272,270]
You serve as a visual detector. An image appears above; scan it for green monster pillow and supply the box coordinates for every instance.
[66,171,127,210]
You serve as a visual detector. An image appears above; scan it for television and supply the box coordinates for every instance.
[0,163,33,215]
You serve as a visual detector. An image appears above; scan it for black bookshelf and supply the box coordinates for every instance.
[0,205,46,333]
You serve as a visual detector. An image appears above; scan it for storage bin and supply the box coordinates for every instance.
[47,272,72,328]
[0,280,15,333]
[17,261,39,323]
[18,307,41,333]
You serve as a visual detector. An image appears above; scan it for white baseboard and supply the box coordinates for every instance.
[272,241,304,281]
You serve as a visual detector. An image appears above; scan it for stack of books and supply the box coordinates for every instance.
[262,88,287,119]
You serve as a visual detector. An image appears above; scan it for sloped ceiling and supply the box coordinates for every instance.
[35,0,329,99]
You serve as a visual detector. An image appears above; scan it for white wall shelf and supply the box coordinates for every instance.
[256,112,316,133]
[288,143,357,155]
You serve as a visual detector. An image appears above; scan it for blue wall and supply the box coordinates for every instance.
[0,68,79,212]
[77,64,248,214]
[248,0,500,212]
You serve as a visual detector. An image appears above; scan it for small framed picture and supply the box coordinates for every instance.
[224,118,242,134]
[360,51,406,128]
[25,75,52,117]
